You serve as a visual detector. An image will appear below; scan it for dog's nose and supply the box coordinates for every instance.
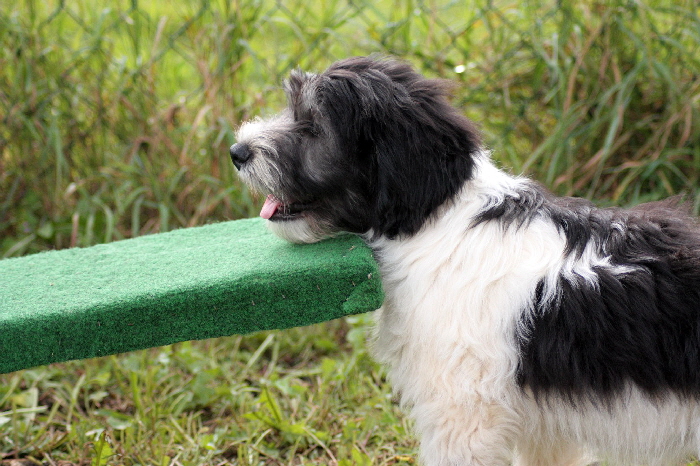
[230,143,251,170]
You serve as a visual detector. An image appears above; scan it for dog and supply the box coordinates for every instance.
[229,56,700,466]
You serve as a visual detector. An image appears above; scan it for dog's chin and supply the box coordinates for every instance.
[266,216,334,244]
[257,193,335,244]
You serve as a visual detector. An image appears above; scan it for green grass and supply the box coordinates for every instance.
[2,0,700,463]
[2,0,699,257]
[1,315,416,465]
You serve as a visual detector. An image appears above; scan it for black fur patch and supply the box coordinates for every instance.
[480,185,700,401]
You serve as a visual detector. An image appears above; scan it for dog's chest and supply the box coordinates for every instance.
[371,213,566,398]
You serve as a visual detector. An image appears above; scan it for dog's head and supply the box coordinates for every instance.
[231,56,481,243]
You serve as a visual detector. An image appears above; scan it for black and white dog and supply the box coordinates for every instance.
[230,56,700,466]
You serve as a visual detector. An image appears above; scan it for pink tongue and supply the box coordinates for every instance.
[260,195,282,219]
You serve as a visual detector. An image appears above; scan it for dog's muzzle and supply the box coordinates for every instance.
[229,143,251,170]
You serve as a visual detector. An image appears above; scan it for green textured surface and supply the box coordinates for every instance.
[0,218,383,374]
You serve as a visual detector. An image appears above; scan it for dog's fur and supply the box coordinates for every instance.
[230,56,700,466]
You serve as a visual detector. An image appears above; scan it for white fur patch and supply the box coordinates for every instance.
[266,217,332,244]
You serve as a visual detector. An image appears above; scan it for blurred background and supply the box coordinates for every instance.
[1,1,699,464]
[3,0,699,257]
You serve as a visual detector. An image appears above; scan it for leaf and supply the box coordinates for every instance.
[91,431,114,466]
[351,447,373,466]
[97,409,134,431]
[338,448,373,466]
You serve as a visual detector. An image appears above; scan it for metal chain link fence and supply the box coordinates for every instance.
[1,0,699,254]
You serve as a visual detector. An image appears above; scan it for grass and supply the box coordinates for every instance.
[2,0,700,257]
[1,315,416,465]
[1,0,700,464]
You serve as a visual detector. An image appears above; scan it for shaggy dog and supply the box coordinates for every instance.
[229,56,700,466]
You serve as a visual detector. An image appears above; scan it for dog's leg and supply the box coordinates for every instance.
[414,398,518,466]
[514,441,590,466]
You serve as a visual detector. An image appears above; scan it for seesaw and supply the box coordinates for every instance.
[0,218,383,374]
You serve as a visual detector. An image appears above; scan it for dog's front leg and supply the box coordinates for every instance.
[412,397,518,466]
[513,441,589,466]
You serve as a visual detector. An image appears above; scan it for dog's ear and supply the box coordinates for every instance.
[323,57,482,238]
[284,69,305,96]
[284,69,313,111]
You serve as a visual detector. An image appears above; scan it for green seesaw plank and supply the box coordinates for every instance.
[0,218,383,374]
